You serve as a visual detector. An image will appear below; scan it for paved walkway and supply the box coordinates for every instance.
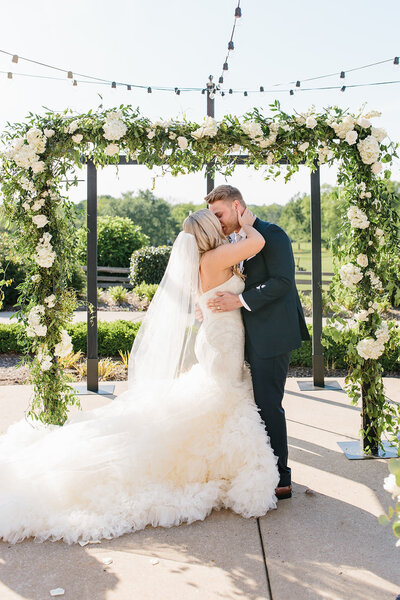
[0,377,399,599]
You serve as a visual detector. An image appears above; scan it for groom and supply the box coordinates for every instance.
[205,185,310,500]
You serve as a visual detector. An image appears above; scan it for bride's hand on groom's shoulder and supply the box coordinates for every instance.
[207,291,242,313]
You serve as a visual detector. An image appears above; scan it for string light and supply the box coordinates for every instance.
[340,71,345,79]
[111,81,116,88]
[394,57,399,65]
[7,72,12,79]
[12,55,18,64]
[341,85,346,92]
[209,0,241,99]
[67,71,73,79]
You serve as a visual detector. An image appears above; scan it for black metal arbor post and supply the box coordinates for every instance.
[83,92,330,394]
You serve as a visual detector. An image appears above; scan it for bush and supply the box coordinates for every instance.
[108,285,129,304]
[0,233,27,307]
[129,246,172,287]
[77,216,149,268]
[133,282,158,303]
[1,320,398,371]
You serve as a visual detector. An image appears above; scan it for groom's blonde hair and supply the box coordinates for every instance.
[205,185,246,207]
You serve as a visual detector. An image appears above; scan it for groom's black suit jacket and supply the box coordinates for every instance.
[241,217,310,359]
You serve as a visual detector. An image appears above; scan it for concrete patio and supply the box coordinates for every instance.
[0,377,399,600]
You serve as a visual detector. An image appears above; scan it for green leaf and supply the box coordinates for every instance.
[378,514,390,526]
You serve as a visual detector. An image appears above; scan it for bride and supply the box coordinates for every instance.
[0,206,280,545]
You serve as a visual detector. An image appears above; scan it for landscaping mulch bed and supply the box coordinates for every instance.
[1,353,398,387]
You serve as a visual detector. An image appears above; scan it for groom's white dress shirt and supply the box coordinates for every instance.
[231,229,252,312]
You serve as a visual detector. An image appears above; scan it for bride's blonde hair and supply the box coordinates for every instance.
[182,209,244,279]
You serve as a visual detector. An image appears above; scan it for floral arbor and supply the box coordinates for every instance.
[0,102,399,457]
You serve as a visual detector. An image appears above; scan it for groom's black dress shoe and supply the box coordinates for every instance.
[275,485,292,500]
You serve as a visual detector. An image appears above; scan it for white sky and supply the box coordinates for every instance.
[1,0,399,206]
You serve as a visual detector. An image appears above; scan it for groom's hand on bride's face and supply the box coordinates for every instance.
[207,291,242,313]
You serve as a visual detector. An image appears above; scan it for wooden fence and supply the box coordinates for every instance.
[81,266,334,292]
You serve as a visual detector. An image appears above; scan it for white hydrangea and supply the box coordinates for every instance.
[20,176,35,192]
[371,162,383,175]
[357,135,380,165]
[26,128,47,154]
[31,161,45,174]
[34,232,56,268]
[345,130,358,145]
[356,337,385,360]
[26,305,47,338]
[298,142,309,152]
[366,269,383,290]
[72,134,83,144]
[32,214,48,228]
[240,121,264,140]
[177,136,188,150]
[356,254,368,267]
[31,198,46,212]
[102,111,127,141]
[317,143,333,165]
[331,115,355,139]
[371,127,387,143]
[347,206,370,229]
[305,116,317,129]
[191,116,219,140]
[354,308,374,322]
[339,263,363,288]
[104,143,119,156]
[37,348,53,371]
[54,329,73,358]
[44,294,56,308]
[65,120,79,134]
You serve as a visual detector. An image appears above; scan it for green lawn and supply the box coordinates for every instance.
[292,242,334,292]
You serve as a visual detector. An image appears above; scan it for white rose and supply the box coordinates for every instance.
[32,214,48,228]
[31,274,40,282]
[54,330,73,358]
[298,142,309,152]
[31,198,45,211]
[356,254,368,267]
[347,206,370,229]
[44,129,55,138]
[305,116,317,129]
[22,202,30,211]
[331,116,355,139]
[371,127,387,143]
[72,134,83,144]
[357,117,371,129]
[147,130,156,139]
[357,135,380,165]
[40,355,53,371]
[177,136,188,150]
[371,162,383,175]
[44,294,56,308]
[26,128,46,154]
[191,116,218,140]
[168,132,177,140]
[339,263,363,288]
[104,143,119,156]
[102,112,127,141]
[345,130,358,145]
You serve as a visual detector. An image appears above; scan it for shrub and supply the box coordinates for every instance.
[108,285,129,304]
[1,320,398,371]
[133,282,158,303]
[129,246,172,287]
[0,233,27,307]
[77,216,149,268]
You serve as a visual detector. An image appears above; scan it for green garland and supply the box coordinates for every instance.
[0,101,399,450]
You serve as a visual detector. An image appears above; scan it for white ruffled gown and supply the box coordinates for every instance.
[0,274,279,545]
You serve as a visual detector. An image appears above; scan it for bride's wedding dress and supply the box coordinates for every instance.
[0,273,279,545]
